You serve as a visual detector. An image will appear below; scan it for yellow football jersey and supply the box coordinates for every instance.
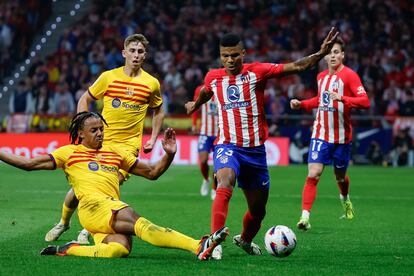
[88,66,162,150]
[50,144,137,200]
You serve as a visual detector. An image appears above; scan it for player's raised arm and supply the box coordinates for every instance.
[129,128,176,180]
[0,152,55,171]
[77,91,96,113]
[282,27,339,75]
[185,86,213,115]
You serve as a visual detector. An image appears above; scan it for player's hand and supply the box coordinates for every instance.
[328,92,342,101]
[143,140,155,153]
[161,128,177,155]
[185,101,196,115]
[290,99,301,110]
[319,27,339,56]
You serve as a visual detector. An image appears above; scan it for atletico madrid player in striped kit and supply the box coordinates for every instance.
[290,37,370,231]
[186,28,339,259]
[192,85,219,198]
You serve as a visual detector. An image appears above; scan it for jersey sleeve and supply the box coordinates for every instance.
[341,71,371,109]
[88,71,110,100]
[260,63,285,78]
[148,79,163,108]
[203,72,214,93]
[49,145,74,168]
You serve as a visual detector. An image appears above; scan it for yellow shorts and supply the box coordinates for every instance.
[78,195,129,236]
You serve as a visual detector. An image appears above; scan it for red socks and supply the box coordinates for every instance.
[211,187,233,232]
[241,211,263,243]
[199,162,209,181]
[302,177,319,211]
[337,175,350,197]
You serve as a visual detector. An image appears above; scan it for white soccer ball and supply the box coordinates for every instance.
[264,225,297,257]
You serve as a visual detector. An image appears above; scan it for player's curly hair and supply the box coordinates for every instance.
[69,112,107,144]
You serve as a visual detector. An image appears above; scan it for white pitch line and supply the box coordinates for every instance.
[11,190,414,201]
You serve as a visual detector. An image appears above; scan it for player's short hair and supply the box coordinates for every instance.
[220,33,243,48]
[335,36,345,52]
[124,34,149,49]
[69,112,107,144]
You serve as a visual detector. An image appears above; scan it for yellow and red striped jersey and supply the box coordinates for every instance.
[50,144,138,200]
[88,67,162,150]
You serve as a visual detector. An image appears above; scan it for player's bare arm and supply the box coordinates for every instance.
[185,86,213,115]
[0,153,55,171]
[143,105,165,153]
[130,128,176,180]
[282,27,339,75]
[77,91,95,113]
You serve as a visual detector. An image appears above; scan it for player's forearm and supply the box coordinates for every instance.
[0,152,52,171]
[193,87,213,112]
[292,51,325,73]
[150,107,165,141]
[77,91,92,113]
[147,152,175,180]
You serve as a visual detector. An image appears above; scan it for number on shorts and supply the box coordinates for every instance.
[216,148,233,159]
[311,140,323,152]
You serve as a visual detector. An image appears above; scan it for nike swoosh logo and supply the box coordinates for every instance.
[262,181,270,186]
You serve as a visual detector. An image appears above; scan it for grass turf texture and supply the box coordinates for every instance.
[1,164,413,275]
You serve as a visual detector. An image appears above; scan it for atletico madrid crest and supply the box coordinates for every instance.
[311,151,318,160]
[219,156,228,164]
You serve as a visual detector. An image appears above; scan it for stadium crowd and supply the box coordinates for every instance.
[1,0,414,164]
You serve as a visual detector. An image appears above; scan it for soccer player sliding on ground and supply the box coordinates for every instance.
[185,27,339,259]
[0,112,227,260]
[290,37,370,231]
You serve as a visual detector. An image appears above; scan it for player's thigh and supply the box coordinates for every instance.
[237,145,270,189]
[308,139,332,165]
[332,143,352,171]
[307,163,324,178]
[103,234,133,251]
[198,151,209,164]
[64,188,79,208]
[111,206,141,235]
[213,144,239,187]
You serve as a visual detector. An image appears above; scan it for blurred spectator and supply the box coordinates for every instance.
[164,66,182,90]
[365,141,384,165]
[390,128,414,167]
[8,78,33,114]
[32,84,53,114]
[49,81,75,115]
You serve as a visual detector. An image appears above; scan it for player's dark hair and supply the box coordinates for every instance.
[124,33,149,49]
[220,33,243,47]
[69,112,107,144]
[335,36,345,52]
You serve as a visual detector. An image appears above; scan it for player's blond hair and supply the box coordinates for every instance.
[124,34,149,49]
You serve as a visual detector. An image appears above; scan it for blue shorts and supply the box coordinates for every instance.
[307,138,352,170]
[213,144,270,190]
[198,135,216,153]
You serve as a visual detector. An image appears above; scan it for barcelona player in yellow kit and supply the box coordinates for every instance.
[0,112,228,260]
[45,34,165,243]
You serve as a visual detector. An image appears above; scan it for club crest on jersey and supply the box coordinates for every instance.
[112,98,121,108]
[94,154,104,161]
[88,161,99,171]
[125,86,134,96]
[227,85,240,102]
[311,152,318,160]
[332,81,339,91]
[219,156,228,164]
[241,73,250,83]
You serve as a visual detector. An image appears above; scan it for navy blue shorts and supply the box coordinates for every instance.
[213,144,270,190]
[198,135,216,153]
[307,138,352,170]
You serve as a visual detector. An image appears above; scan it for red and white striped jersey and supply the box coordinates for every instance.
[301,66,370,144]
[204,62,284,147]
[193,85,218,136]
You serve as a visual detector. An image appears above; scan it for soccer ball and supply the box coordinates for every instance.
[264,225,297,257]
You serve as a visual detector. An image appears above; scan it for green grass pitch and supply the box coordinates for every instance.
[1,164,413,275]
